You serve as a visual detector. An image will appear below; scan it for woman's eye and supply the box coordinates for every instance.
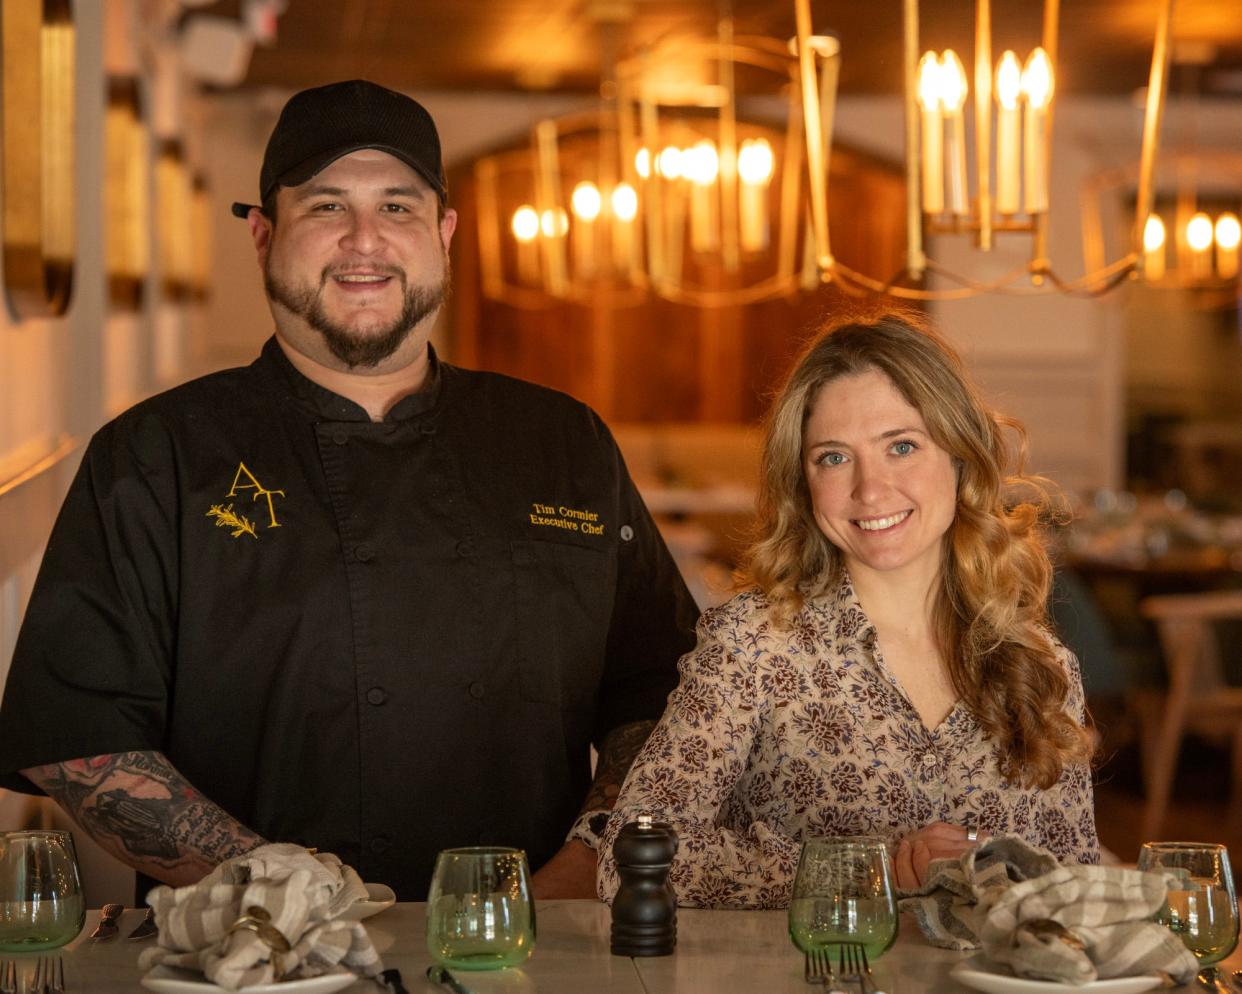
[819,452,846,466]
[891,440,917,456]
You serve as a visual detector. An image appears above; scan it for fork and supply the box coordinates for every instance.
[0,959,16,994]
[804,945,834,988]
[838,943,879,994]
[34,956,65,994]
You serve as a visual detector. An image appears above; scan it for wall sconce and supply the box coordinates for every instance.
[2,0,76,318]
[105,76,149,311]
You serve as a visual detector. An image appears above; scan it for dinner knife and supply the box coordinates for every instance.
[426,965,474,994]
[127,907,158,940]
[90,902,124,939]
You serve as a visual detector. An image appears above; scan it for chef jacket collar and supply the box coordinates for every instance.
[258,336,443,423]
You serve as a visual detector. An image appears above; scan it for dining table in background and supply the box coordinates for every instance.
[19,903,1242,994]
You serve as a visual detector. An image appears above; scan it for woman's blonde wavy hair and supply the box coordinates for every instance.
[743,308,1092,789]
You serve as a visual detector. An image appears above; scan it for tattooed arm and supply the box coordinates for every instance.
[530,718,657,899]
[21,751,266,887]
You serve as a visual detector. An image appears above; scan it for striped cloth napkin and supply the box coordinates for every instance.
[898,834,1199,985]
[138,843,384,991]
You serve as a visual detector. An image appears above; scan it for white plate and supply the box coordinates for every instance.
[339,882,396,921]
[140,966,357,994]
[950,957,1163,994]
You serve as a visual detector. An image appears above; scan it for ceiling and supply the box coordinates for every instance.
[198,0,1242,99]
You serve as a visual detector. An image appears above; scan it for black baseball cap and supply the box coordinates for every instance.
[230,79,446,219]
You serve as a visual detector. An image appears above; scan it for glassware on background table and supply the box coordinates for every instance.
[426,846,535,971]
[788,836,898,960]
[1137,841,1239,967]
[0,830,86,951]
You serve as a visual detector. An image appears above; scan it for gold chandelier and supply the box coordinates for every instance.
[794,0,1176,300]
[475,18,834,308]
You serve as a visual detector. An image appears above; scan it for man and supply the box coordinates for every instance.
[0,80,697,900]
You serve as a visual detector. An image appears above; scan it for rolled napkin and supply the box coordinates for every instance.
[138,843,384,991]
[898,834,1199,985]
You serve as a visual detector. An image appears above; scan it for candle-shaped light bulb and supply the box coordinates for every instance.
[941,49,968,216]
[738,138,775,252]
[1142,214,1166,281]
[1187,212,1214,281]
[512,206,539,243]
[656,146,682,180]
[611,183,638,222]
[1021,48,1053,214]
[918,52,945,215]
[685,140,720,253]
[1215,212,1240,280]
[571,182,602,221]
[995,51,1021,215]
[684,140,719,186]
[634,148,651,179]
[540,207,568,238]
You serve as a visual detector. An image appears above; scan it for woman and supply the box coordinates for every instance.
[597,310,1099,909]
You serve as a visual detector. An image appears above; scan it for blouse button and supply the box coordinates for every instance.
[922,752,937,767]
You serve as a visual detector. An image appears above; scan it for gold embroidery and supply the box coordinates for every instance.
[206,503,258,539]
[528,502,605,536]
[227,461,286,529]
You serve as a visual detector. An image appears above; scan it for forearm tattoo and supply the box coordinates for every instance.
[581,719,657,813]
[22,751,265,882]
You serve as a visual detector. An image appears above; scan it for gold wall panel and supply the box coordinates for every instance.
[156,138,194,300]
[1,0,75,318]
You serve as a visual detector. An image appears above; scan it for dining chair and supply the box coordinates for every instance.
[1136,589,1242,839]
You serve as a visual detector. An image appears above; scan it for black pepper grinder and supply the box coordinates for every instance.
[610,814,678,956]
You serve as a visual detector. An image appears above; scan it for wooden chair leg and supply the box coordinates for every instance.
[1140,688,1191,841]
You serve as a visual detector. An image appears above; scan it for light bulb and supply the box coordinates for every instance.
[511,206,539,242]
[656,145,683,180]
[1021,48,1053,109]
[634,148,651,179]
[738,139,775,185]
[940,50,967,111]
[611,183,638,222]
[540,207,568,238]
[995,51,1021,110]
[1142,214,1166,253]
[571,182,602,221]
[918,52,943,112]
[683,140,719,186]
[1215,212,1241,251]
[1186,212,1214,252]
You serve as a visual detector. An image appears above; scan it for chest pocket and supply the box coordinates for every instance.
[511,538,615,708]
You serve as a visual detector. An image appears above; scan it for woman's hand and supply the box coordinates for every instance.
[893,821,987,890]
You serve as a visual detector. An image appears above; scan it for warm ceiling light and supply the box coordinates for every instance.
[682,140,719,186]
[540,207,569,238]
[656,145,683,179]
[738,139,775,185]
[1021,48,1053,109]
[940,50,967,112]
[634,148,651,179]
[1186,212,1214,252]
[511,206,539,243]
[571,182,602,221]
[611,183,638,222]
[995,51,1021,109]
[917,52,943,112]
[1143,214,1166,252]
[1215,212,1241,251]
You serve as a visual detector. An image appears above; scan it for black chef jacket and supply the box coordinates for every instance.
[0,338,698,899]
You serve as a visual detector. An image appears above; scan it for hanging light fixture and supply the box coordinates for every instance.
[794,0,1175,300]
[475,11,836,309]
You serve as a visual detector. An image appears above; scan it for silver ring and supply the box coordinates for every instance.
[966,827,979,843]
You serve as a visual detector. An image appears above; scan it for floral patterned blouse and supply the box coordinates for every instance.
[597,578,1100,909]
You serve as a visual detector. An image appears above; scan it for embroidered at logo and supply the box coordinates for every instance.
[206,503,258,539]
[206,462,286,540]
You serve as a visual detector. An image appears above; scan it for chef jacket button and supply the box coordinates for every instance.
[468,681,486,699]
[420,422,436,435]
[369,836,391,855]
[366,687,387,706]
[922,752,937,767]
[619,525,635,541]
[456,539,475,557]
[331,429,349,446]
[355,543,375,562]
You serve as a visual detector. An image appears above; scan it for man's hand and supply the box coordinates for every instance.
[531,840,598,900]
[893,821,988,891]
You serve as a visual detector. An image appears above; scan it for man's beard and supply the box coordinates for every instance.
[264,260,451,369]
